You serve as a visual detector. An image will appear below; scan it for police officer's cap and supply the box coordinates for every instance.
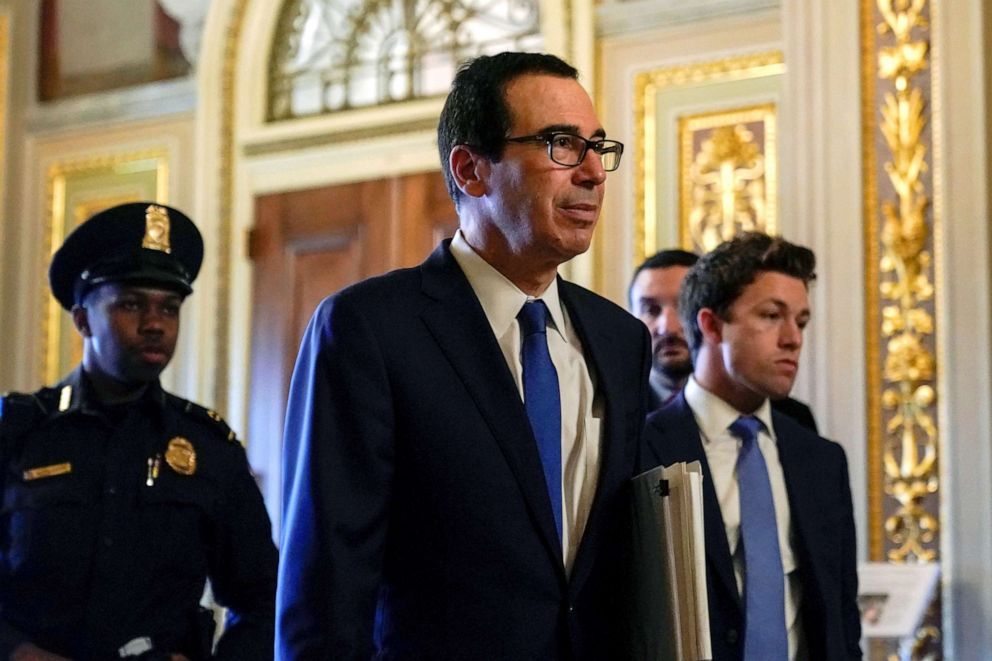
[49,202,204,310]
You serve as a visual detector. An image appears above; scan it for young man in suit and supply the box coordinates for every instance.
[629,249,819,432]
[640,233,861,660]
[276,52,651,659]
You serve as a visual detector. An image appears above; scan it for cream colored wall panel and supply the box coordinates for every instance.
[932,0,992,653]
[779,0,866,556]
[597,9,782,304]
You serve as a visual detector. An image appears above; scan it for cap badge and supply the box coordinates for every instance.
[142,204,172,253]
[164,436,196,476]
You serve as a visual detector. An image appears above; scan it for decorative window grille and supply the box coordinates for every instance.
[268,0,542,121]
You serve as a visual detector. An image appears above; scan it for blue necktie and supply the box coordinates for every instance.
[730,415,789,660]
[517,300,563,542]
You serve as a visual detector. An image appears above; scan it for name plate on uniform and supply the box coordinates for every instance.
[23,462,72,481]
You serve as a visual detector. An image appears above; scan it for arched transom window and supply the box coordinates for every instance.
[268,0,543,121]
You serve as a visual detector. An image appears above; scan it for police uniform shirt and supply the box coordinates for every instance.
[0,368,277,660]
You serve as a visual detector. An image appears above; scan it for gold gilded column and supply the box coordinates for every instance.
[862,0,941,654]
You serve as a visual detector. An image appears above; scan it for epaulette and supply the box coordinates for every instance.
[0,390,55,439]
[166,394,241,445]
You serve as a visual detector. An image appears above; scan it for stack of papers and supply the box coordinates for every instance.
[629,461,711,661]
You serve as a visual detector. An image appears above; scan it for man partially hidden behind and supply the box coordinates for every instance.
[628,249,697,407]
[276,52,650,659]
[0,203,277,660]
[630,248,819,432]
[639,233,860,660]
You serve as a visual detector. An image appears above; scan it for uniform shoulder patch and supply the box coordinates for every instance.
[167,394,241,444]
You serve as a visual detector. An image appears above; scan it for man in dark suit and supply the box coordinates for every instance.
[276,52,650,659]
[640,233,861,660]
[630,249,818,432]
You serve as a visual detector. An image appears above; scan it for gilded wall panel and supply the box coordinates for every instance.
[862,0,941,654]
[678,104,776,253]
[633,51,783,262]
[42,151,169,384]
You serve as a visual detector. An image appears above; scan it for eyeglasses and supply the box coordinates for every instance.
[504,132,624,172]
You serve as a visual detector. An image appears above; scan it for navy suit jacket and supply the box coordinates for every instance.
[277,241,651,660]
[640,394,861,660]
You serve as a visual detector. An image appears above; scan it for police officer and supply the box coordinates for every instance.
[0,203,277,660]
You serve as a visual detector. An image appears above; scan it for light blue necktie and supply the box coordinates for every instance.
[517,300,563,542]
[730,415,789,660]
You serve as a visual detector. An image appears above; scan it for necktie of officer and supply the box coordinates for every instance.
[729,415,789,659]
[517,300,563,543]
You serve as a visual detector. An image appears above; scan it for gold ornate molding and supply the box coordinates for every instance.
[862,0,941,652]
[42,150,170,384]
[634,51,784,264]
[678,103,777,253]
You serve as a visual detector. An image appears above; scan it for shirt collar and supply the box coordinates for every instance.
[449,229,567,340]
[684,375,776,444]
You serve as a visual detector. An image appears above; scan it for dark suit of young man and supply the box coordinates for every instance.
[276,53,650,659]
[638,233,861,660]
[641,393,859,659]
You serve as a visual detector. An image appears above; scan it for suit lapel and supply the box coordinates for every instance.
[557,282,631,592]
[773,413,828,597]
[418,243,565,570]
[647,396,741,611]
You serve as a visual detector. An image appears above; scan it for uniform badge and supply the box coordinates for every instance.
[164,436,196,475]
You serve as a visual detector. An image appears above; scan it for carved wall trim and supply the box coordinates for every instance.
[633,50,783,264]
[210,0,250,413]
[862,0,941,654]
[41,149,170,384]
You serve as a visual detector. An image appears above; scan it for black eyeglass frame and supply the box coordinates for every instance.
[503,132,624,171]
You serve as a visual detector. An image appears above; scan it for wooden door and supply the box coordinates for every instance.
[247,172,457,529]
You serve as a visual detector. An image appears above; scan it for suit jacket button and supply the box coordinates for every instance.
[726,628,738,644]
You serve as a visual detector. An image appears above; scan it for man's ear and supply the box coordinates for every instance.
[697,308,722,345]
[71,305,91,338]
[449,145,488,199]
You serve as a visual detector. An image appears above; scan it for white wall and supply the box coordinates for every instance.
[933,0,992,655]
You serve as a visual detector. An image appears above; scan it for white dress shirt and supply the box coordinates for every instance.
[684,376,806,659]
[449,231,602,573]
